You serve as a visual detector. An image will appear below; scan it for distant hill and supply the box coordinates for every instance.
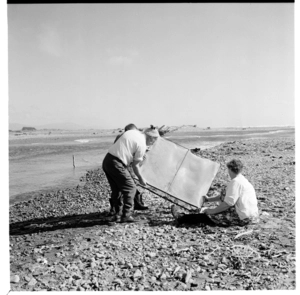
[35,122,87,130]
[9,122,88,131]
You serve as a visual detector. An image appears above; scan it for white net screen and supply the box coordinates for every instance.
[139,137,220,209]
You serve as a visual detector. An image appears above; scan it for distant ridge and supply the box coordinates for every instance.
[9,122,88,130]
[36,122,87,130]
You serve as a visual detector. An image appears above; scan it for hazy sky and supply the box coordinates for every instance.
[8,3,294,129]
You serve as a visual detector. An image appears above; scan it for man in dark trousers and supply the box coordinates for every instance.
[102,125,159,223]
[111,124,148,212]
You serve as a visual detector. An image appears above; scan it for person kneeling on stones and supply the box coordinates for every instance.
[102,125,160,223]
[108,123,148,213]
[171,159,259,226]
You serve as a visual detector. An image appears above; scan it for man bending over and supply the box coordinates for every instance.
[102,126,159,223]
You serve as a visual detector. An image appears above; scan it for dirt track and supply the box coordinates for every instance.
[9,137,295,291]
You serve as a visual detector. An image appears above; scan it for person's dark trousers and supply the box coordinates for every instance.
[102,153,136,217]
[108,193,123,215]
[177,213,216,226]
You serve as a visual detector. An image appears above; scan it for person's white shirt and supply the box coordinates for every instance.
[108,129,147,166]
[224,174,259,221]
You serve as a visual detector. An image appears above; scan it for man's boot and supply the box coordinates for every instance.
[134,192,148,210]
[107,198,116,216]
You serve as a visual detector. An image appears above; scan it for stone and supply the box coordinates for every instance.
[24,276,32,282]
[55,264,67,273]
[133,269,142,279]
[91,262,97,268]
[28,278,37,286]
[113,279,124,286]
[72,274,82,280]
[10,275,20,283]
[150,276,156,282]
[147,252,156,258]
[183,270,192,284]
[32,265,46,276]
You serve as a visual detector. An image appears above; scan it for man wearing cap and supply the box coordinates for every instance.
[102,125,160,223]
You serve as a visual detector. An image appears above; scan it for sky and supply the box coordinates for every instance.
[7,3,294,129]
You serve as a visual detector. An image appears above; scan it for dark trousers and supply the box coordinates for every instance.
[102,153,136,217]
[178,210,251,227]
[178,213,216,225]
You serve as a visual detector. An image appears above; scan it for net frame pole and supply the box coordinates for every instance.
[137,183,200,211]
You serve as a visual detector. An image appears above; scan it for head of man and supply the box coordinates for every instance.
[144,126,160,146]
[226,159,243,179]
[124,123,137,132]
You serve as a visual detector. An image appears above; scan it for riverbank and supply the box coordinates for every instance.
[9,137,295,291]
[9,126,294,202]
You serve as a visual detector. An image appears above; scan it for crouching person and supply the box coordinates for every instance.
[171,159,259,226]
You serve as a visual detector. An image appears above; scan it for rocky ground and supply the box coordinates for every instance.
[9,137,295,291]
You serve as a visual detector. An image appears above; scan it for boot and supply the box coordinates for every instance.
[134,192,148,210]
[107,198,116,216]
[121,215,137,223]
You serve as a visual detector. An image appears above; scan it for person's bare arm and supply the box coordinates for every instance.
[204,194,222,203]
[202,201,232,215]
[132,160,147,186]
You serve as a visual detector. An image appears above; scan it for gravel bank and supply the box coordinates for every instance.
[9,137,295,291]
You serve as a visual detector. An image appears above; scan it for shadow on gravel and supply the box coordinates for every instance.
[145,211,229,228]
[9,212,114,236]
[10,210,228,236]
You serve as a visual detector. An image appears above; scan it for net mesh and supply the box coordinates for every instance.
[139,137,220,209]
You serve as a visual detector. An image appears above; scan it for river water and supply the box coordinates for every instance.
[9,127,294,204]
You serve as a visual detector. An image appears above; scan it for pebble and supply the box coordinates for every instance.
[72,274,82,280]
[10,275,20,283]
[147,252,156,258]
[90,262,97,268]
[133,269,142,278]
[218,263,227,269]
[28,278,37,286]
[113,278,124,286]
[24,276,32,282]
[183,270,192,284]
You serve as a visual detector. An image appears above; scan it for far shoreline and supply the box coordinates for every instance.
[9,125,295,141]
[9,134,295,207]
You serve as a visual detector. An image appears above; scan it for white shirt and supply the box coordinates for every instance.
[108,129,147,166]
[224,174,259,221]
